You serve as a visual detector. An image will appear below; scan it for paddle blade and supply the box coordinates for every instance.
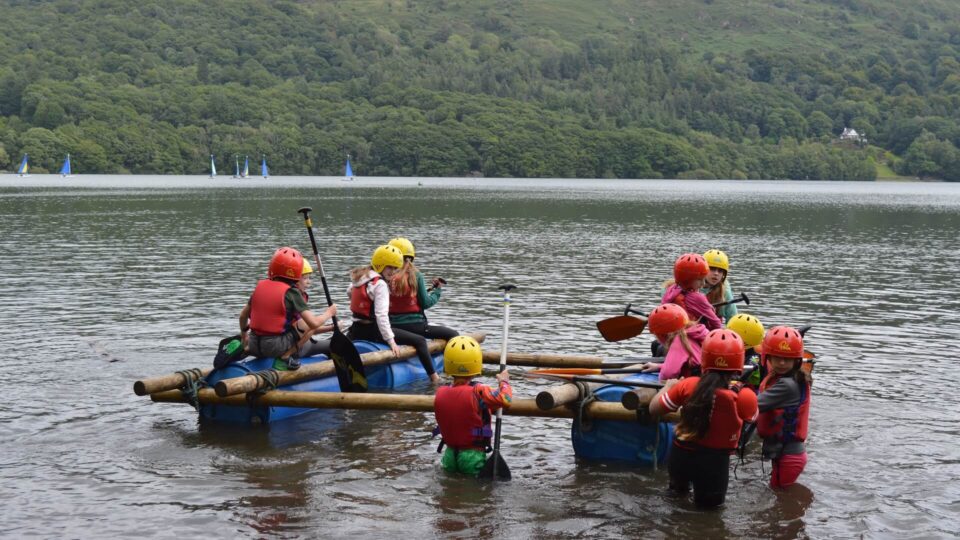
[477,450,511,481]
[329,329,367,392]
[596,315,646,342]
[531,368,602,376]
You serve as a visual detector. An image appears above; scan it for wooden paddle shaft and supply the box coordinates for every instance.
[150,389,679,422]
[133,368,212,396]
[620,388,659,411]
[534,366,645,410]
[214,332,486,397]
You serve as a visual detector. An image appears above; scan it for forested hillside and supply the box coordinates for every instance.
[1,0,958,180]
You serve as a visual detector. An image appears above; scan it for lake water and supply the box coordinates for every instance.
[2,176,959,538]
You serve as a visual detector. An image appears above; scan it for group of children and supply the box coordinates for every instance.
[644,250,813,508]
[236,244,809,505]
[238,238,457,376]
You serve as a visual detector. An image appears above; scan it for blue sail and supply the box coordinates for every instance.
[17,154,29,175]
[345,157,353,177]
[261,156,268,178]
[59,154,71,176]
[210,155,217,178]
[242,156,249,178]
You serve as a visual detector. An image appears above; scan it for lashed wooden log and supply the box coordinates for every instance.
[533,365,647,410]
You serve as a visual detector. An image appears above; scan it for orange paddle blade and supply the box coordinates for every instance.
[530,368,603,376]
[596,315,647,342]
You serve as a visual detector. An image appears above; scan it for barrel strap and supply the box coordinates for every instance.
[572,381,596,433]
[246,369,281,406]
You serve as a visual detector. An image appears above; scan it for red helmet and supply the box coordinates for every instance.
[267,247,304,280]
[701,329,745,373]
[758,326,804,359]
[648,303,689,336]
[673,253,710,289]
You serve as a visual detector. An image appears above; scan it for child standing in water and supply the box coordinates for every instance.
[650,329,758,508]
[434,336,512,476]
[702,249,739,324]
[757,326,812,489]
[726,313,765,389]
[663,253,722,331]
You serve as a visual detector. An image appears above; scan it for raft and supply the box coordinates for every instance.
[200,340,443,424]
[570,372,673,467]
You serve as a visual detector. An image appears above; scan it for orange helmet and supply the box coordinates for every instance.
[648,303,689,337]
[267,247,304,280]
[758,326,804,360]
[673,253,710,289]
[701,329,745,373]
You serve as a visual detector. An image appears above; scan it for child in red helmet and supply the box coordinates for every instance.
[238,247,337,370]
[756,326,812,489]
[640,303,709,381]
[662,253,722,331]
[650,329,758,508]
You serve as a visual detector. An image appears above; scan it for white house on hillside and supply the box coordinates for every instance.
[841,127,863,141]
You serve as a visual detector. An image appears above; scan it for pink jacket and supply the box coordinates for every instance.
[662,284,722,331]
[659,323,709,381]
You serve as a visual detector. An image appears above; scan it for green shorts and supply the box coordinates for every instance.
[441,447,486,476]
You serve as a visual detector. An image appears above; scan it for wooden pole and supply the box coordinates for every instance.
[481,351,607,368]
[149,389,683,422]
[214,332,486,397]
[133,368,211,396]
[620,388,659,411]
[533,365,646,410]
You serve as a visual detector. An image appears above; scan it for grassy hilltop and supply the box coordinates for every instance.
[0,0,958,179]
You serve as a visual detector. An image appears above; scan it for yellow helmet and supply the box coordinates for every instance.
[726,313,765,348]
[388,237,416,259]
[302,259,313,275]
[703,249,730,272]
[443,335,481,377]
[371,245,404,273]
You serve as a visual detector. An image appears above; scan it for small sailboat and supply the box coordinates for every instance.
[209,155,217,178]
[343,154,354,181]
[16,154,29,177]
[59,154,72,177]
[232,155,241,178]
[261,155,269,178]
[241,155,249,178]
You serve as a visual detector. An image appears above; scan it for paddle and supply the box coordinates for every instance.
[596,315,646,342]
[532,364,757,378]
[297,207,367,392]
[713,291,750,308]
[478,284,515,481]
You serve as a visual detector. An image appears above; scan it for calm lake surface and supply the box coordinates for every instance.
[2,176,959,538]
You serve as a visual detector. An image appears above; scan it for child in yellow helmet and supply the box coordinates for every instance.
[702,249,739,324]
[346,245,405,358]
[433,336,512,476]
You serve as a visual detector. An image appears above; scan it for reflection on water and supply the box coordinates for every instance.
[1,177,959,537]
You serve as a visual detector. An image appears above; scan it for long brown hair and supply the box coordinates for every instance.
[350,265,373,282]
[662,323,698,360]
[389,260,419,296]
[705,272,728,305]
[679,371,735,440]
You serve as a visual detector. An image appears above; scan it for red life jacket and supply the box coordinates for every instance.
[757,375,810,443]
[249,279,294,336]
[350,276,380,320]
[434,383,492,451]
[388,289,420,315]
[676,379,753,450]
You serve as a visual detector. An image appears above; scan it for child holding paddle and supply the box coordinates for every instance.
[295,259,337,358]
[434,336,513,476]
[702,249,738,324]
[662,253,722,331]
[650,329,758,508]
[239,247,338,370]
[726,313,765,388]
[756,326,811,489]
[386,237,459,383]
[641,303,708,381]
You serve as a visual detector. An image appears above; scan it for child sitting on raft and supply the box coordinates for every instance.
[662,253,723,331]
[239,247,338,370]
[387,236,459,341]
[641,303,708,381]
[702,249,739,324]
[294,259,337,358]
[346,245,405,358]
[434,336,512,477]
